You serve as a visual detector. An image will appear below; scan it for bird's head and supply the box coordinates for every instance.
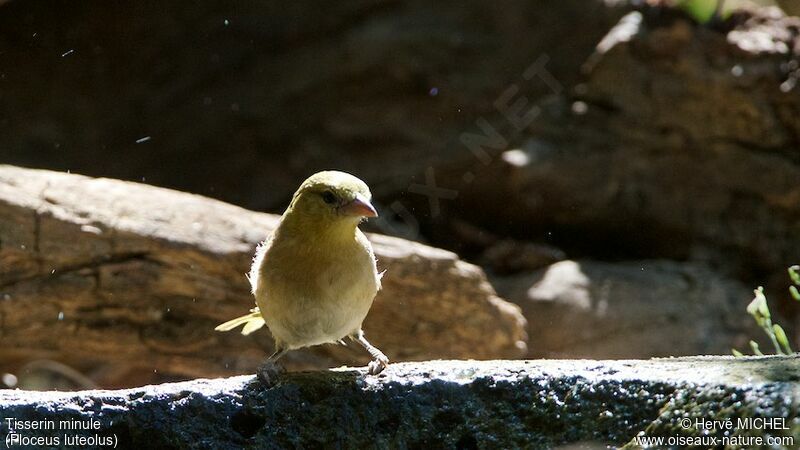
[286,171,378,226]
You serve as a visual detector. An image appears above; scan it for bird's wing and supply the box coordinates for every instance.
[248,236,273,294]
[214,307,265,335]
[217,235,274,335]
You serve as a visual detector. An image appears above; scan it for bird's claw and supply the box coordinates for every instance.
[257,360,286,387]
[367,355,389,375]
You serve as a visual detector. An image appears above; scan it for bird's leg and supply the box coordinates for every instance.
[257,346,288,387]
[267,347,289,362]
[352,330,389,375]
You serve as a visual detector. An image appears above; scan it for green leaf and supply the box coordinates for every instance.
[750,340,763,356]
[732,349,745,357]
[678,0,741,24]
[790,285,800,301]
[774,324,792,354]
[678,0,721,23]
[746,295,760,318]
[747,287,769,326]
[757,290,771,319]
[789,265,800,286]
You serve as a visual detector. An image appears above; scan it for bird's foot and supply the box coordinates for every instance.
[352,331,389,375]
[367,354,389,375]
[256,360,286,387]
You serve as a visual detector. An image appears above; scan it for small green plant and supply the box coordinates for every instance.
[732,265,800,356]
[678,0,729,23]
[677,0,783,24]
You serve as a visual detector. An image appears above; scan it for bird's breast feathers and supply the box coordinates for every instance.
[251,229,380,347]
[254,231,379,299]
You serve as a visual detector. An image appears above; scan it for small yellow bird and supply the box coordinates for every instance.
[216,171,389,375]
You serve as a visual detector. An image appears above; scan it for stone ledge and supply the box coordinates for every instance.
[1,357,798,449]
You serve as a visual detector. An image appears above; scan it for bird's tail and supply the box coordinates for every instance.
[214,307,265,335]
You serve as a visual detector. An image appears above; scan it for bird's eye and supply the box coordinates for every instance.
[321,190,337,205]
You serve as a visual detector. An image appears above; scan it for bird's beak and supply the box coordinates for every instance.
[339,193,378,218]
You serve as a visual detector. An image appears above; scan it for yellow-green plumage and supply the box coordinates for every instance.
[215,171,388,374]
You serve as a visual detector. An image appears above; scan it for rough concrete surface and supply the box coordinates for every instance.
[0,356,800,449]
[0,357,798,449]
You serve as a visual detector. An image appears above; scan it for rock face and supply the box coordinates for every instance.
[0,357,797,449]
[437,7,800,280]
[493,260,759,359]
[0,0,631,211]
[0,166,526,389]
